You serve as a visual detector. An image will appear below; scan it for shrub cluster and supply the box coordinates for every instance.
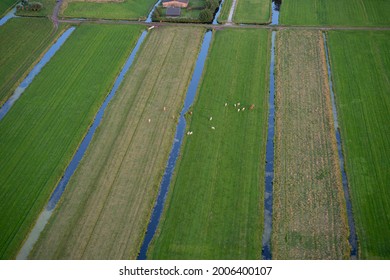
[16,0,43,12]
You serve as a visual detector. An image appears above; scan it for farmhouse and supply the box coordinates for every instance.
[162,0,189,8]
[166,7,181,17]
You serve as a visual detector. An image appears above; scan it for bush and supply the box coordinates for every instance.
[198,9,213,23]
[29,2,43,11]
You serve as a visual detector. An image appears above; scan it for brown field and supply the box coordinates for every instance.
[30,26,204,259]
[272,30,350,259]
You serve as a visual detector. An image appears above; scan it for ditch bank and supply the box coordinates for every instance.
[322,33,358,259]
[137,30,213,259]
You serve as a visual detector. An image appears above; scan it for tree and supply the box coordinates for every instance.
[198,9,213,23]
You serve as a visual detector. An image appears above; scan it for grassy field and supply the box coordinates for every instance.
[16,0,55,17]
[0,24,143,259]
[234,0,270,24]
[148,29,270,259]
[0,0,17,16]
[0,18,60,106]
[30,26,204,260]
[62,0,157,20]
[327,31,390,259]
[217,0,233,23]
[272,30,350,259]
[280,0,390,26]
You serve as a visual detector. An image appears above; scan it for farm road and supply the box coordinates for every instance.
[58,18,390,31]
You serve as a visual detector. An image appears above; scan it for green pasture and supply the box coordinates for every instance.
[0,24,143,259]
[217,0,232,23]
[63,0,157,20]
[327,31,390,259]
[0,18,59,106]
[149,29,270,259]
[234,0,270,24]
[280,0,390,26]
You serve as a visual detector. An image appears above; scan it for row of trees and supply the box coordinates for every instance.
[199,0,220,22]
[16,0,43,12]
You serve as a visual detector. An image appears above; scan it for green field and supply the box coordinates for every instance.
[217,0,233,23]
[0,0,17,16]
[272,30,350,259]
[280,0,390,26]
[0,24,143,259]
[30,26,204,260]
[62,0,157,20]
[327,31,390,259]
[16,0,56,17]
[0,18,60,106]
[148,29,270,259]
[234,0,270,24]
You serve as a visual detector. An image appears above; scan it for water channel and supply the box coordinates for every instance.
[0,8,16,26]
[271,0,281,25]
[0,27,75,121]
[146,0,161,23]
[212,0,225,24]
[16,30,148,259]
[322,33,358,259]
[137,30,213,259]
[261,30,276,260]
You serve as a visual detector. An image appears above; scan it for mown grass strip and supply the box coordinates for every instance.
[30,26,204,260]
[149,29,270,259]
[62,0,157,20]
[0,24,143,259]
[327,31,390,259]
[272,30,350,259]
[0,18,61,106]
[234,0,270,24]
[280,0,390,26]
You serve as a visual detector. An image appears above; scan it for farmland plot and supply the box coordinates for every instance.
[16,0,56,17]
[61,0,157,20]
[0,0,16,16]
[0,18,58,106]
[280,0,390,26]
[0,24,143,259]
[30,26,204,260]
[272,30,350,259]
[234,0,270,24]
[149,29,270,259]
[327,31,390,259]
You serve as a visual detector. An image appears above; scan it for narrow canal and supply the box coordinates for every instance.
[322,33,358,259]
[137,30,213,259]
[146,0,161,23]
[261,1,281,260]
[212,0,225,24]
[16,30,148,259]
[0,8,16,26]
[261,30,276,260]
[0,27,75,121]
